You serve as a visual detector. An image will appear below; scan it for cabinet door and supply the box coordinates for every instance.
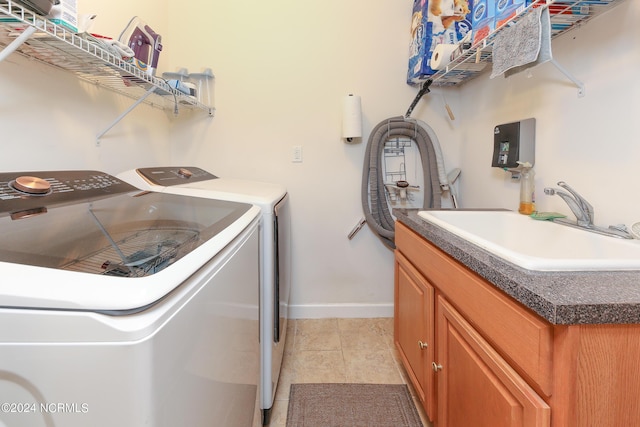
[436,295,550,427]
[394,251,435,421]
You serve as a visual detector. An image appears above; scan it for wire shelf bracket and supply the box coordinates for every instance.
[96,86,157,146]
[549,59,585,97]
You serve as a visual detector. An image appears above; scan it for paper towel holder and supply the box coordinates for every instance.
[342,93,362,143]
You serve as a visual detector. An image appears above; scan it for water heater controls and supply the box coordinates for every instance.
[492,118,535,168]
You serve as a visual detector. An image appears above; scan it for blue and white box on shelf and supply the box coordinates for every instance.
[407,0,474,85]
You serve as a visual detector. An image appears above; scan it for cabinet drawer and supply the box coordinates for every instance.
[396,222,553,396]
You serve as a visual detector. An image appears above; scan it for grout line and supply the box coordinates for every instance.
[268,318,418,426]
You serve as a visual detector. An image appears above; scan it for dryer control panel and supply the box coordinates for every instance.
[137,167,218,186]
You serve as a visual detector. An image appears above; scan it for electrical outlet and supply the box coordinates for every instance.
[292,146,303,163]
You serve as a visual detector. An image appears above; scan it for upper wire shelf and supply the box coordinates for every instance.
[0,1,213,115]
[430,0,626,87]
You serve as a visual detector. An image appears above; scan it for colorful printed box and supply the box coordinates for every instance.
[470,0,495,45]
[407,0,474,85]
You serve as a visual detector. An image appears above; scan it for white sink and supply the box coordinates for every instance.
[417,210,640,271]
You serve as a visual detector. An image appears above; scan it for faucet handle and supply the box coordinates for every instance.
[557,181,594,224]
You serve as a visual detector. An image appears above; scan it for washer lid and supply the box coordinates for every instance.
[118,167,287,209]
[0,189,259,312]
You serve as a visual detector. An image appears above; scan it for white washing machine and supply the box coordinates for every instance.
[117,167,291,425]
[0,170,262,427]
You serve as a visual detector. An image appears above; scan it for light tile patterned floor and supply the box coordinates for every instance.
[266,318,432,427]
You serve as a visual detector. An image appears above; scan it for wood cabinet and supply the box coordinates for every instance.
[436,295,550,427]
[394,221,640,427]
[394,251,435,420]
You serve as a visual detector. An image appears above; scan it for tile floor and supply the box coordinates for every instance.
[265,317,432,427]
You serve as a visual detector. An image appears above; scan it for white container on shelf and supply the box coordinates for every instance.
[48,0,78,32]
[161,68,195,97]
[161,67,189,82]
[189,68,215,107]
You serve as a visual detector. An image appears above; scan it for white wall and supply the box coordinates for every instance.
[1,0,635,319]
[455,1,640,228]
[166,1,463,318]
[0,0,173,174]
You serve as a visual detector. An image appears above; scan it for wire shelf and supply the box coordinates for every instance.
[0,1,213,114]
[430,0,627,87]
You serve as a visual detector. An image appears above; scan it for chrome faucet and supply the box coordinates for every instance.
[543,181,633,239]
[543,181,594,227]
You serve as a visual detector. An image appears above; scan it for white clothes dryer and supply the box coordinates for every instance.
[118,167,291,425]
[0,170,262,427]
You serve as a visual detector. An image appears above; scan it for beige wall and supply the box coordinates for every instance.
[1,0,636,318]
[167,1,463,318]
[455,1,640,229]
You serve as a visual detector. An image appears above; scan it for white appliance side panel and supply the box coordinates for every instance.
[263,193,292,410]
[0,222,260,427]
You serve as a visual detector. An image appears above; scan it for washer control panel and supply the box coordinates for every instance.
[136,167,218,186]
[0,170,138,215]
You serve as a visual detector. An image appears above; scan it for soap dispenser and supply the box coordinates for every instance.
[518,161,535,215]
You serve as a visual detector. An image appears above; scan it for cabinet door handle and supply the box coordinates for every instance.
[432,362,443,372]
[418,340,428,350]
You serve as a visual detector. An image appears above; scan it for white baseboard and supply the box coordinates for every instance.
[288,303,393,319]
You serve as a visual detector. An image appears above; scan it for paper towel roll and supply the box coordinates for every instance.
[430,44,459,70]
[342,94,362,140]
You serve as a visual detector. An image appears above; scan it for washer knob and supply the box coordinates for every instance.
[12,176,51,194]
[177,168,193,179]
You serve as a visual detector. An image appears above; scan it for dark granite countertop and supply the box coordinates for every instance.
[395,209,640,325]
